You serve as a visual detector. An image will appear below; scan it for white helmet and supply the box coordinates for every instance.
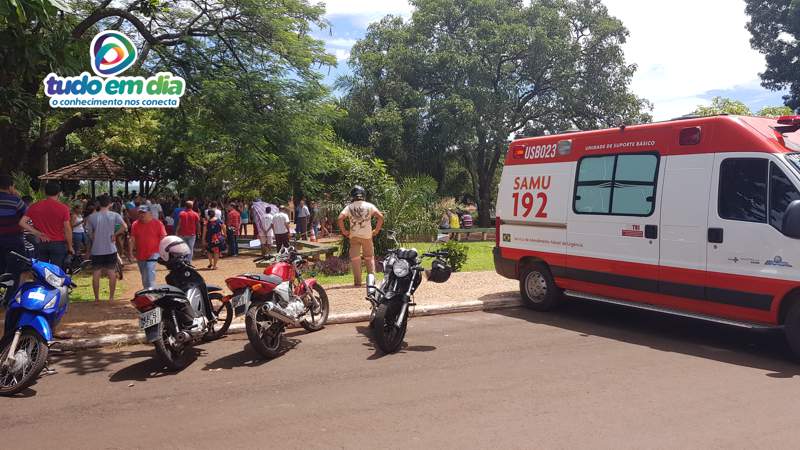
[158,236,191,262]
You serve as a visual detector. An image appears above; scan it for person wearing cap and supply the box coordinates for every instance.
[129,205,166,289]
[337,185,384,286]
[85,194,126,303]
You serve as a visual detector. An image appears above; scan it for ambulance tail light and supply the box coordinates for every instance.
[777,116,800,126]
[511,145,525,159]
[679,126,702,145]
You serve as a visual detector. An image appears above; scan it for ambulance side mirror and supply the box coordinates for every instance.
[782,200,800,239]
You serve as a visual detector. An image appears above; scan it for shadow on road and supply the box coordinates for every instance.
[107,348,204,382]
[202,338,300,370]
[355,325,436,360]
[50,347,154,377]
[483,295,800,378]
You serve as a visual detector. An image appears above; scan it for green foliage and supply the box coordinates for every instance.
[694,97,753,116]
[435,240,468,272]
[757,105,794,117]
[745,0,800,112]
[339,0,652,226]
[10,171,42,200]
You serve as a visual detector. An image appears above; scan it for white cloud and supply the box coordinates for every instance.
[333,48,351,62]
[602,0,766,120]
[325,38,358,48]
[321,0,413,17]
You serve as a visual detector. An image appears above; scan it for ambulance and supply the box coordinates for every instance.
[493,115,800,356]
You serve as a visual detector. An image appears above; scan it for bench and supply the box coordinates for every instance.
[439,227,494,241]
[253,240,339,267]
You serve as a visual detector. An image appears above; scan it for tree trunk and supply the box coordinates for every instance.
[477,172,493,227]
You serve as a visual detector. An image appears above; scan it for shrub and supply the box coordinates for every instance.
[436,240,468,272]
[315,256,350,276]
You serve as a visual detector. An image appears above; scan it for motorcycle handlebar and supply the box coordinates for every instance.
[9,251,31,267]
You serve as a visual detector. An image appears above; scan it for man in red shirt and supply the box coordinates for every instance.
[129,205,166,288]
[176,200,200,261]
[226,203,241,256]
[20,182,73,268]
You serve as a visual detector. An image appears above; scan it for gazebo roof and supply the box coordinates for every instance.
[38,153,151,181]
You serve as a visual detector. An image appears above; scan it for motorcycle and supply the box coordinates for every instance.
[224,246,329,359]
[0,252,88,395]
[366,232,452,353]
[130,257,233,370]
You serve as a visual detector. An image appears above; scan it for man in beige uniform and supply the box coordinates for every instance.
[338,186,384,286]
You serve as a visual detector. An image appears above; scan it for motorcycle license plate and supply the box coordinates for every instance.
[139,308,162,329]
[232,289,251,317]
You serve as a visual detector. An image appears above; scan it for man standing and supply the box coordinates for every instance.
[85,194,126,303]
[226,203,241,257]
[129,205,166,289]
[176,200,200,261]
[252,201,274,256]
[272,206,291,252]
[0,175,28,302]
[296,199,310,240]
[22,182,73,268]
[337,186,384,286]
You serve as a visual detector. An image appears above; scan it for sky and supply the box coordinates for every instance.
[313,0,787,121]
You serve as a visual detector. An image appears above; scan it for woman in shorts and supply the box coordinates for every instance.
[205,210,225,270]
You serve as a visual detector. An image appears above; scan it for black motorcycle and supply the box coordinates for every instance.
[366,233,452,353]
[131,257,233,370]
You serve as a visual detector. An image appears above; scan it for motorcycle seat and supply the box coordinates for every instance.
[206,284,223,293]
[244,273,283,285]
[135,284,185,297]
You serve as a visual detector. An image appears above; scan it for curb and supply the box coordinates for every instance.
[56,295,523,351]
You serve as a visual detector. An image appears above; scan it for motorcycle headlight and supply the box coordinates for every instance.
[392,259,410,277]
[43,268,65,288]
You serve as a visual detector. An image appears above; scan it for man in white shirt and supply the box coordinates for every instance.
[254,203,275,255]
[271,206,291,251]
[337,186,384,286]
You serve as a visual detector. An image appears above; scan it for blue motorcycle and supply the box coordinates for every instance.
[0,251,85,395]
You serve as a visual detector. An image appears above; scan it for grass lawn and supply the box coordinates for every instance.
[311,240,494,286]
[70,273,124,303]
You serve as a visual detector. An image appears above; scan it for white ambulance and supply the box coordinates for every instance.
[493,115,800,356]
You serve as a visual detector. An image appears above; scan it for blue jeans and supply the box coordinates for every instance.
[181,235,196,261]
[137,253,159,289]
[72,232,86,254]
[36,241,68,269]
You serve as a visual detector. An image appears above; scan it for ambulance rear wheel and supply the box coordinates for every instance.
[783,301,800,359]
[519,264,561,311]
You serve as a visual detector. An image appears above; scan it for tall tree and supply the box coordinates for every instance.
[339,0,651,226]
[0,0,335,175]
[692,96,794,118]
[745,0,800,112]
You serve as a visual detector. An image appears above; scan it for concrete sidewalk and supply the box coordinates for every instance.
[58,293,523,350]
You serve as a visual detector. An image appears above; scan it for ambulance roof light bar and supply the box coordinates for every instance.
[776,116,800,133]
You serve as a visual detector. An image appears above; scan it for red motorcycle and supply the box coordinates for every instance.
[224,246,329,358]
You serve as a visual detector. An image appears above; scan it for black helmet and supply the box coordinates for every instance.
[426,258,452,283]
[350,185,366,201]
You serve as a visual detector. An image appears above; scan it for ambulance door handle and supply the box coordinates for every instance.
[644,225,658,239]
[708,228,724,244]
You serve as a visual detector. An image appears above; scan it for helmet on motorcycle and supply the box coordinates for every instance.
[426,258,452,283]
[350,185,366,201]
[158,235,191,263]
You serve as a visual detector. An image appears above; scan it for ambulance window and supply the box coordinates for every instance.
[611,154,658,215]
[769,162,800,233]
[575,156,614,213]
[718,158,767,223]
[573,153,658,216]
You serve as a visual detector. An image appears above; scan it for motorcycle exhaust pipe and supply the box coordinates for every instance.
[263,303,301,327]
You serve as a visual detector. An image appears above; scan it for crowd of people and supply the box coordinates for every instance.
[0,173,346,303]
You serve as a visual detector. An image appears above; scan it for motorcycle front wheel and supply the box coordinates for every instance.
[204,293,234,341]
[301,284,329,332]
[0,329,49,396]
[245,303,283,359]
[374,300,407,354]
[154,323,190,371]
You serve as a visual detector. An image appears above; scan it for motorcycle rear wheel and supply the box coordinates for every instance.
[301,284,329,332]
[0,329,49,396]
[245,303,283,359]
[204,293,234,341]
[154,324,190,371]
[374,301,407,354]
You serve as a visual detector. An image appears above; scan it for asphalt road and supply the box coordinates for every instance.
[4,299,800,449]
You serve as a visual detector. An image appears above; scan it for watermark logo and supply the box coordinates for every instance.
[44,30,185,108]
[91,31,137,77]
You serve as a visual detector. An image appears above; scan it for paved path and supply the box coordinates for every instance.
[4,300,800,449]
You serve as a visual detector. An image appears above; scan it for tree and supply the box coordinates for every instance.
[339,0,651,226]
[1,0,336,176]
[745,0,800,112]
[693,97,752,116]
[757,105,794,117]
